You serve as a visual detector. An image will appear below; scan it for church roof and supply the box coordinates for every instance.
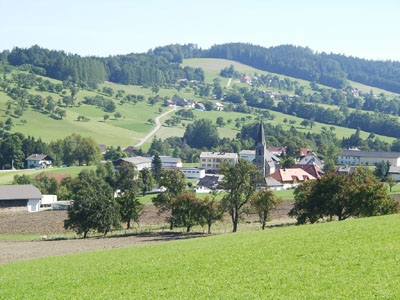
[256,122,265,146]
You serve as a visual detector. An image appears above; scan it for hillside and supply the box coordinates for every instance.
[1,214,400,299]
[0,61,397,152]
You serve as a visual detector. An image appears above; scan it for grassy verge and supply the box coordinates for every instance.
[1,214,400,298]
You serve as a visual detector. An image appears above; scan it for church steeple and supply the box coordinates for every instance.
[256,122,266,146]
[255,122,267,177]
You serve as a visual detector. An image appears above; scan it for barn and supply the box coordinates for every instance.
[0,185,42,212]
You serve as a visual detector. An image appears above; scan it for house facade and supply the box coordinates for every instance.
[159,156,183,169]
[200,152,238,173]
[26,154,53,169]
[181,167,205,179]
[338,150,400,166]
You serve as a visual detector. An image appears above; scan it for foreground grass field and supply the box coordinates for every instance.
[1,214,399,299]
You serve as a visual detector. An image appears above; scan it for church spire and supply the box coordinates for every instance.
[256,122,265,146]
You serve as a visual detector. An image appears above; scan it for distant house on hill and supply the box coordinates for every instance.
[112,156,152,171]
[26,154,53,169]
[0,185,42,212]
[98,144,107,154]
[34,173,71,184]
[338,150,400,167]
[195,102,206,111]
[214,102,224,111]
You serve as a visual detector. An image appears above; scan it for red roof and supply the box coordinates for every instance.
[291,164,324,179]
[34,173,71,184]
[270,168,316,183]
[299,148,310,156]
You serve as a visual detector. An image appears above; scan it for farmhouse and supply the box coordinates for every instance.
[181,167,205,179]
[268,168,316,189]
[112,156,152,171]
[0,184,42,212]
[26,154,53,169]
[338,150,400,166]
[200,152,238,173]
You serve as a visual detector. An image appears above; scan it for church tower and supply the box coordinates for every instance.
[254,122,267,177]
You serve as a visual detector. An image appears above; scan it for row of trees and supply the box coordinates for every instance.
[152,160,281,233]
[0,132,101,169]
[289,168,397,224]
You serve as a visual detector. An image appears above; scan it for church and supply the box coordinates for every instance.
[245,122,281,176]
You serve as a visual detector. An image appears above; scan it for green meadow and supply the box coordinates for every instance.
[0,166,96,184]
[1,214,400,299]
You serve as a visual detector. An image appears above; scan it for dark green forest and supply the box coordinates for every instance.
[2,43,399,93]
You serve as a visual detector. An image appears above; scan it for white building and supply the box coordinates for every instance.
[112,156,152,171]
[159,156,183,169]
[200,152,238,173]
[338,150,400,167]
[26,154,53,169]
[0,185,42,212]
[181,167,205,179]
[40,195,57,208]
[238,150,256,162]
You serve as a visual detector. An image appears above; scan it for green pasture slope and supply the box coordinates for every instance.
[2,214,400,299]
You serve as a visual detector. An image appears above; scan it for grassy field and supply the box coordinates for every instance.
[0,166,96,184]
[1,214,400,299]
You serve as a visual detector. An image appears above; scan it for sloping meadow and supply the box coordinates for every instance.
[1,214,400,299]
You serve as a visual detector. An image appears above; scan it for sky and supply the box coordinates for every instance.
[1,0,399,61]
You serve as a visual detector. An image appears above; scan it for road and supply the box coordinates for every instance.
[134,106,177,147]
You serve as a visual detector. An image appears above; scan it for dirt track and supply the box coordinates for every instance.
[0,201,295,264]
[0,232,205,264]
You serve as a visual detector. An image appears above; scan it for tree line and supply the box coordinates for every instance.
[1,45,204,88]
[0,132,101,169]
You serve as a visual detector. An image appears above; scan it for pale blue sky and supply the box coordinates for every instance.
[1,0,399,60]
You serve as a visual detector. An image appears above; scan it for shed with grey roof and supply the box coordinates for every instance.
[0,185,42,212]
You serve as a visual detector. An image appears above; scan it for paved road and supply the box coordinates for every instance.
[134,106,177,147]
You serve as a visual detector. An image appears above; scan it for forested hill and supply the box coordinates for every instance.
[0,45,204,88]
[2,43,400,93]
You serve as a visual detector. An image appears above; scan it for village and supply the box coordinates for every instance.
[2,122,400,214]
